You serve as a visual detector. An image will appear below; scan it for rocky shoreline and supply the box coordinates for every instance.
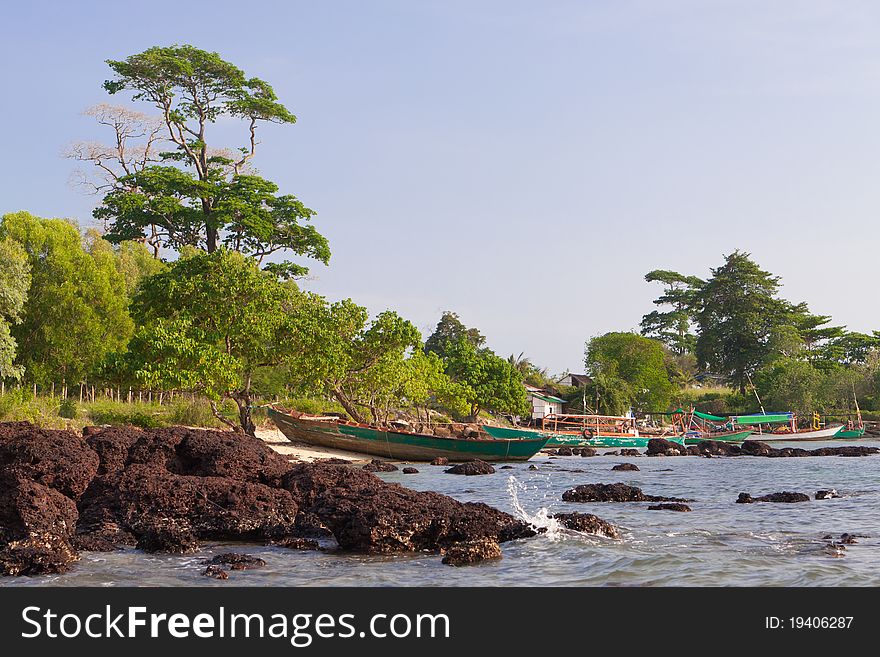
[0,422,538,576]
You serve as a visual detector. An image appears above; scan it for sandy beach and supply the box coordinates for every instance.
[255,425,370,463]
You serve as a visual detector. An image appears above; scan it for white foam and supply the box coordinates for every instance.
[507,476,562,539]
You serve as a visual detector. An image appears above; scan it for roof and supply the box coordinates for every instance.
[530,392,567,404]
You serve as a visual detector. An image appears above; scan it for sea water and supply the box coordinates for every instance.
[4,439,879,587]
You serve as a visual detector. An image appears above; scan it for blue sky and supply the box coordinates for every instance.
[3,1,880,373]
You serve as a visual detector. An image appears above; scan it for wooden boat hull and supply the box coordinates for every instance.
[836,428,866,439]
[683,429,753,445]
[482,425,548,440]
[745,425,844,442]
[270,408,550,462]
[481,423,687,448]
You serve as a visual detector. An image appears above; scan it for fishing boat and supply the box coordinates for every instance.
[733,412,844,442]
[494,413,687,448]
[671,408,753,445]
[836,395,866,438]
[268,407,550,462]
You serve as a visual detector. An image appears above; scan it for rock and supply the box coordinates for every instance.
[645,438,688,456]
[697,441,741,456]
[273,537,320,550]
[203,553,266,570]
[362,459,399,473]
[441,538,502,566]
[433,428,452,438]
[281,464,535,553]
[0,422,99,499]
[552,512,619,538]
[402,467,419,474]
[815,489,841,500]
[619,449,640,457]
[0,472,80,575]
[500,465,514,469]
[839,533,859,545]
[136,522,199,554]
[579,447,597,457]
[202,564,229,579]
[528,464,538,470]
[444,460,495,475]
[430,457,449,466]
[611,463,639,471]
[562,483,688,503]
[555,447,573,456]
[647,503,692,512]
[736,491,810,504]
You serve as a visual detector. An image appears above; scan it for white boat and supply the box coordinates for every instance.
[744,424,844,442]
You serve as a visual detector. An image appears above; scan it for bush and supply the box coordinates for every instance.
[58,397,78,419]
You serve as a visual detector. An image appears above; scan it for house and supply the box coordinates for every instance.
[524,384,567,421]
[556,373,591,388]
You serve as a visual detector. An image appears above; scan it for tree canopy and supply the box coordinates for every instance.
[585,332,673,413]
[0,238,30,380]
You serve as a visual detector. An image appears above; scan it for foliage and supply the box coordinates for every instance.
[0,211,133,387]
[126,249,305,434]
[0,238,30,380]
[585,332,673,412]
[424,311,485,359]
[640,269,703,355]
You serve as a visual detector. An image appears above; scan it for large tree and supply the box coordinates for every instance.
[585,332,672,412]
[91,45,329,278]
[128,249,309,434]
[0,239,30,380]
[640,270,704,355]
[0,211,132,387]
[424,311,486,359]
[694,251,794,393]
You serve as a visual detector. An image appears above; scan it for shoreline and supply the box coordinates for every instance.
[255,426,369,463]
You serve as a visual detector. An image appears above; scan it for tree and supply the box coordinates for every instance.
[585,332,673,412]
[92,45,329,278]
[695,251,791,393]
[507,352,551,387]
[441,338,529,420]
[0,211,133,387]
[0,239,30,380]
[424,311,485,358]
[640,270,704,355]
[129,249,309,434]
[83,228,166,297]
[754,358,822,415]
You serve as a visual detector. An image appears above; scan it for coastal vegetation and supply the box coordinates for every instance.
[1,44,879,433]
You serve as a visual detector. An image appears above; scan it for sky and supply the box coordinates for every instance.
[3,0,880,374]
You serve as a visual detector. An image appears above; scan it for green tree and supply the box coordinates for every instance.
[585,332,673,412]
[753,358,822,415]
[640,270,704,355]
[129,249,307,434]
[695,251,791,393]
[83,228,167,297]
[94,44,329,278]
[441,338,529,420]
[0,239,30,380]
[0,211,133,387]
[424,311,485,359]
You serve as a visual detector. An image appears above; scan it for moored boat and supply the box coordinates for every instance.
[490,414,687,448]
[734,412,844,441]
[269,407,550,462]
[672,408,753,445]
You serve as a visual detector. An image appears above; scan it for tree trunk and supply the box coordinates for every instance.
[231,391,257,437]
[332,387,367,424]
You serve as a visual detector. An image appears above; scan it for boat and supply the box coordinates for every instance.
[836,395,866,439]
[733,412,844,442]
[489,413,687,448]
[671,408,753,445]
[269,407,550,462]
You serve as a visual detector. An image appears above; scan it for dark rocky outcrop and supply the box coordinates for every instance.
[362,459,399,473]
[555,447,573,456]
[611,463,639,472]
[645,438,689,456]
[1,421,537,576]
[619,449,641,457]
[553,512,619,538]
[203,553,266,570]
[647,503,692,512]
[736,491,810,504]
[430,457,449,466]
[815,489,841,500]
[444,460,495,476]
[578,447,597,457]
[202,565,229,579]
[441,538,502,566]
[562,483,688,503]
[402,467,419,474]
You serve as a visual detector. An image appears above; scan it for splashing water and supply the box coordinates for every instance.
[507,476,562,539]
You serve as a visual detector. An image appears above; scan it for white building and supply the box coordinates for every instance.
[524,384,566,420]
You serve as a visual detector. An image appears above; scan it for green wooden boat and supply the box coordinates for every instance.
[682,429,753,445]
[270,408,550,462]
[836,427,866,439]
[482,424,685,448]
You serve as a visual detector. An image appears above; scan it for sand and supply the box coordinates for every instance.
[255,425,369,463]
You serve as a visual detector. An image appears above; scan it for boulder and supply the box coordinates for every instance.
[815,489,841,500]
[562,483,688,503]
[362,459,399,473]
[578,447,598,457]
[647,503,691,512]
[441,538,502,566]
[619,449,640,457]
[430,457,449,466]
[645,438,688,456]
[555,447,573,456]
[736,491,810,504]
[444,460,495,476]
[611,463,639,471]
[273,537,320,550]
[402,467,419,474]
[202,565,229,579]
[203,553,266,570]
[553,512,619,538]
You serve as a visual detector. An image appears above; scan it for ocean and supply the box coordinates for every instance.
[4,439,879,587]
